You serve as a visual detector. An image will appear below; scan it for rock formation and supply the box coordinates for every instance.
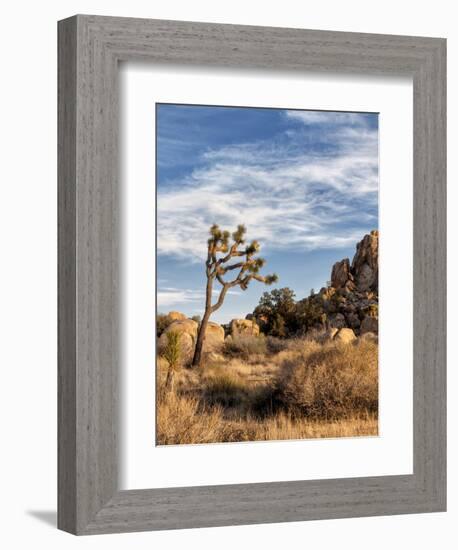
[360,315,378,335]
[158,319,198,356]
[330,231,378,293]
[158,322,196,359]
[331,258,354,289]
[333,327,357,344]
[351,230,378,292]
[158,317,225,356]
[326,230,378,334]
[295,231,379,336]
[203,321,225,350]
[167,310,188,322]
[230,319,260,338]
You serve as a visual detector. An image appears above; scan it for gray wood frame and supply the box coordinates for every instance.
[58,14,446,535]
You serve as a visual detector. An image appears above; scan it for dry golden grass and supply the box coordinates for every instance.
[156,390,227,445]
[156,336,378,445]
[223,335,268,359]
[227,411,378,442]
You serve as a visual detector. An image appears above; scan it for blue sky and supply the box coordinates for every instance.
[156,104,379,323]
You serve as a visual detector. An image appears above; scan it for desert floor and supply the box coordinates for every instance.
[156,335,378,445]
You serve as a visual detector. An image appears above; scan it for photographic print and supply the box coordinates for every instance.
[156,104,379,445]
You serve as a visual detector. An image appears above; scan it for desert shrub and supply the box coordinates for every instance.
[160,331,182,391]
[268,337,321,359]
[266,336,290,354]
[272,339,378,419]
[156,313,173,337]
[266,335,315,354]
[202,371,248,408]
[223,335,267,359]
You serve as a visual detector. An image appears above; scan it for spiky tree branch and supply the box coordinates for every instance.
[191,224,278,367]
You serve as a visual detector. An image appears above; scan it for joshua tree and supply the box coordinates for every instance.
[191,224,278,367]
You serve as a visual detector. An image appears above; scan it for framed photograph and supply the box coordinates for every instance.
[58,15,446,535]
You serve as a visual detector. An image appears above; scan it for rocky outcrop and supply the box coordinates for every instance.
[325,230,379,334]
[293,231,378,336]
[351,230,378,292]
[328,312,346,329]
[331,258,353,289]
[167,310,188,321]
[230,319,260,337]
[360,315,378,335]
[158,319,198,358]
[203,321,225,351]
[161,318,198,338]
[345,311,361,330]
[158,319,198,354]
[158,318,225,355]
[330,230,378,294]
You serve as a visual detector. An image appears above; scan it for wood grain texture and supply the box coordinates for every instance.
[57,14,446,535]
[57,16,77,533]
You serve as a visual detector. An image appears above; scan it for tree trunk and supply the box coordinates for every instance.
[192,271,214,367]
[191,263,230,368]
[192,311,210,367]
[164,367,175,393]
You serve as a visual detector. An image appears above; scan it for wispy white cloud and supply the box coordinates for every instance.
[157,111,378,261]
[285,110,374,127]
[157,287,203,308]
[157,286,241,308]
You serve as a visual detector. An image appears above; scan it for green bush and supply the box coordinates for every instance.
[161,331,182,391]
[162,331,181,367]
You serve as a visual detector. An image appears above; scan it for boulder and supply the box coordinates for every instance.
[344,279,356,292]
[158,330,195,360]
[352,230,378,292]
[230,318,260,337]
[360,315,378,335]
[331,258,353,289]
[333,328,356,344]
[328,313,346,329]
[159,318,198,346]
[203,321,225,351]
[345,312,361,330]
[167,310,187,322]
[320,286,336,300]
